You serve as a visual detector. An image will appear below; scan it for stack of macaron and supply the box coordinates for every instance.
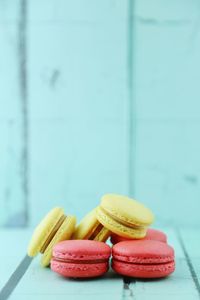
[27,194,175,279]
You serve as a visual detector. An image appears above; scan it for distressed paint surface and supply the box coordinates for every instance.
[28,0,129,224]
[0,0,200,227]
[133,0,200,225]
[126,228,200,299]
[0,227,199,299]
[0,0,27,226]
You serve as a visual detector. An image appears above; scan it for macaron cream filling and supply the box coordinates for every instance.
[88,223,111,242]
[99,206,146,230]
[88,223,104,239]
[112,255,174,264]
[40,214,66,254]
[52,257,108,264]
[112,258,175,274]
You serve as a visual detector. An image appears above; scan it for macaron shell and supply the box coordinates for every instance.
[111,228,167,244]
[96,206,147,239]
[100,194,154,227]
[41,215,76,267]
[112,240,174,264]
[112,259,175,278]
[27,207,64,257]
[51,260,109,278]
[146,228,167,243]
[72,209,99,240]
[51,240,111,278]
[53,240,111,261]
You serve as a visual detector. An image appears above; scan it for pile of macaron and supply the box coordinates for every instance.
[27,194,175,279]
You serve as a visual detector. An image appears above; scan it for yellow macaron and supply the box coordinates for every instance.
[72,208,111,242]
[96,194,154,239]
[27,207,76,267]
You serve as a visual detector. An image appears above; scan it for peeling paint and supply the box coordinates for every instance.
[136,15,191,27]
[4,211,27,227]
[128,0,136,198]
[122,277,135,299]
[49,69,60,88]
[18,0,28,226]
[184,175,198,185]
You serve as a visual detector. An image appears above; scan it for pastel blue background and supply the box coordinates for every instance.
[0,0,199,227]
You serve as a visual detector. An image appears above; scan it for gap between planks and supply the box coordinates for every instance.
[121,227,200,300]
[175,227,200,299]
[18,0,29,226]
[1,227,200,299]
[123,277,135,299]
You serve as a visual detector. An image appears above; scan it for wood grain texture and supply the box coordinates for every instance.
[124,228,200,299]
[0,227,199,299]
[0,0,28,226]
[179,228,200,294]
[132,0,200,225]
[28,0,129,225]
[9,261,123,300]
[1,0,200,228]
[0,229,30,290]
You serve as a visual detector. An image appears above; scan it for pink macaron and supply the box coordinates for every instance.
[112,240,175,278]
[51,240,111,278]
[111,228,167,245]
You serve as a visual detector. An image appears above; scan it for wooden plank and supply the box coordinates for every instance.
[1,228,199,299]
[28,0,129,225]
[0,229,123,300]
[9,258,123,300]
[126,228,199,299]
[133,120,200,225]
[0,229,30,289]
[10,296,120,300]
[2,228,198,300]
[132,0,200,225]
[0,0,28,226]
[180,228,200,283]
[28,0,126,23]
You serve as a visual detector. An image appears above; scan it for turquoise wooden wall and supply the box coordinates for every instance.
[1,0,200,227]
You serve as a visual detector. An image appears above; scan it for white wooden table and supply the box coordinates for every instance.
[0,227,199,300]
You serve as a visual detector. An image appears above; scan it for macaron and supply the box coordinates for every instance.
[27,207,76,267]
[72,209,111,242]
[111,228,167,245]
[51,240,111,278]
[96,194,154,239]
[112,240,175,278]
